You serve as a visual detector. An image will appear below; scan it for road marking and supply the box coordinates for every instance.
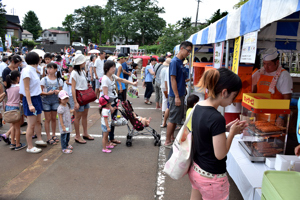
[154,129,167,199]
[0,113,101,199]
[40,132,165,140]
[89,106,156,110]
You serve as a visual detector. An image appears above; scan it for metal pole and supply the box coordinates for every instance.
[225,40,229,68]
[195,0,201,27]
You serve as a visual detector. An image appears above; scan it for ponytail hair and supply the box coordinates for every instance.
[197,68,242,99]
[6,70,21,89]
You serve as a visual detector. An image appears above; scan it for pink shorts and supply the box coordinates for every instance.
[188,163,229,200]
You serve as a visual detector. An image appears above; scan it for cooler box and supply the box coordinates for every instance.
[261,170,300,200]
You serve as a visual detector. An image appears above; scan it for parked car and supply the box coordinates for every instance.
[72,42,86,47]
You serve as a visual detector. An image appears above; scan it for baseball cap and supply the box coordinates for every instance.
[263,48,279,61]
[118,53,126,59]
[58,90,69,99]
[166,52,172,57]
[73,54,86,65]
[99,95,114,106]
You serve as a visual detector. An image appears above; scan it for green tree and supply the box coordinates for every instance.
[233,0,249,9]
[156,24,182,54]
[22,11,42,40]
[0,0,7,49]
[132,0,166,45]
[103,0,117,45]
[206,9,228,26]
[62,14,76,42]
[73,5,105,45]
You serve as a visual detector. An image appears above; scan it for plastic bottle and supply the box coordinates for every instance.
[288,160,295,171]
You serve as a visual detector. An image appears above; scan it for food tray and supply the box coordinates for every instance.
[238,141,283,162]
[262,171,300,199]
[247,125,285,136]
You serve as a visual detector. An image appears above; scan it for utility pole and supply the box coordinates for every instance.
[195,0,202,27]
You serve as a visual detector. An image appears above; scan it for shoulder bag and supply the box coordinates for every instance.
[75,71,97,106]
[4,104,21,123]
[163,102,200,180]
[152,64,163,85]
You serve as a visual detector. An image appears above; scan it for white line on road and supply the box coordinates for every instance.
[90,106,156,110]
[39,132,165,140]
[154,129,167,199]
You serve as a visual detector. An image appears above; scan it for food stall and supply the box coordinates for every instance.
[182,0,300,199]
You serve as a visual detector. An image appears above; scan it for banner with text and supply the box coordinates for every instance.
[232,36,241,74]
[213,42,224,69]
[240,31,258,64]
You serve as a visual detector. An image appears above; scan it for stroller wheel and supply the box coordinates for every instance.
[126,140,132,147]
[154,140,161,146]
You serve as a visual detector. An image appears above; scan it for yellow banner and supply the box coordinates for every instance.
[232,36,241,74]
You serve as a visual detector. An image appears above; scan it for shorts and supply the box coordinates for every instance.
[77,103,90,112]
[188,163,229,200]
[42,102,59,112]
[101,124,108,132]
[95,78,101,89]
[23,95,43,116]
[168,96,185,124]
[5,105,19,112]
[69,96,74,109]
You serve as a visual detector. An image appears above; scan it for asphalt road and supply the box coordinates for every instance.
[0,79,243,200]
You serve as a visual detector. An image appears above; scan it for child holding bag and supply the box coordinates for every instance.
[5,71,26,150]
[57,90,73,154]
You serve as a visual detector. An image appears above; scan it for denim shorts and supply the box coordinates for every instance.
[101,124,108,132]
[77,103,90,112]
[23,96,43,116]
[95,79,101,89]
[42,102,60,112]
[69,96,74,109]
[5,105,19,112]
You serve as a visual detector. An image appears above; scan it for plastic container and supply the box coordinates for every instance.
[262,170,300,200]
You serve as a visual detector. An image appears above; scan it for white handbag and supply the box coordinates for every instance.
[163,103,199,180]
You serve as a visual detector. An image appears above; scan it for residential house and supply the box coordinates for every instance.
[5,15,23,40]
[107,36,133,45]
[41,29,70,45]
[22,30,33,41]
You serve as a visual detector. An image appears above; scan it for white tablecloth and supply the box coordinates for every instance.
[226,137,271,200]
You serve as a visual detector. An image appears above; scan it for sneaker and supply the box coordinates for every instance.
[94,99,99,103]
[1,134,11,144]
[26,147,42,153]
[35,140,47,147]
[15,143,27,151]
[20,122,28,127]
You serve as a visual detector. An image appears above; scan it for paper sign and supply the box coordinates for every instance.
[213,42,224,68]
[240,31,258,64]
[232,37,241,74]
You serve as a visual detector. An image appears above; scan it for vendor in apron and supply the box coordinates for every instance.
[252,48,293,126]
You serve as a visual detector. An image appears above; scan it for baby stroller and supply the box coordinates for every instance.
[118,100,161,147]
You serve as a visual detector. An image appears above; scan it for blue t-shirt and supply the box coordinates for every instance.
[145,65,154,82]
[115,63,126,90]
[122,62,129,80]
[169,57,186,97]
